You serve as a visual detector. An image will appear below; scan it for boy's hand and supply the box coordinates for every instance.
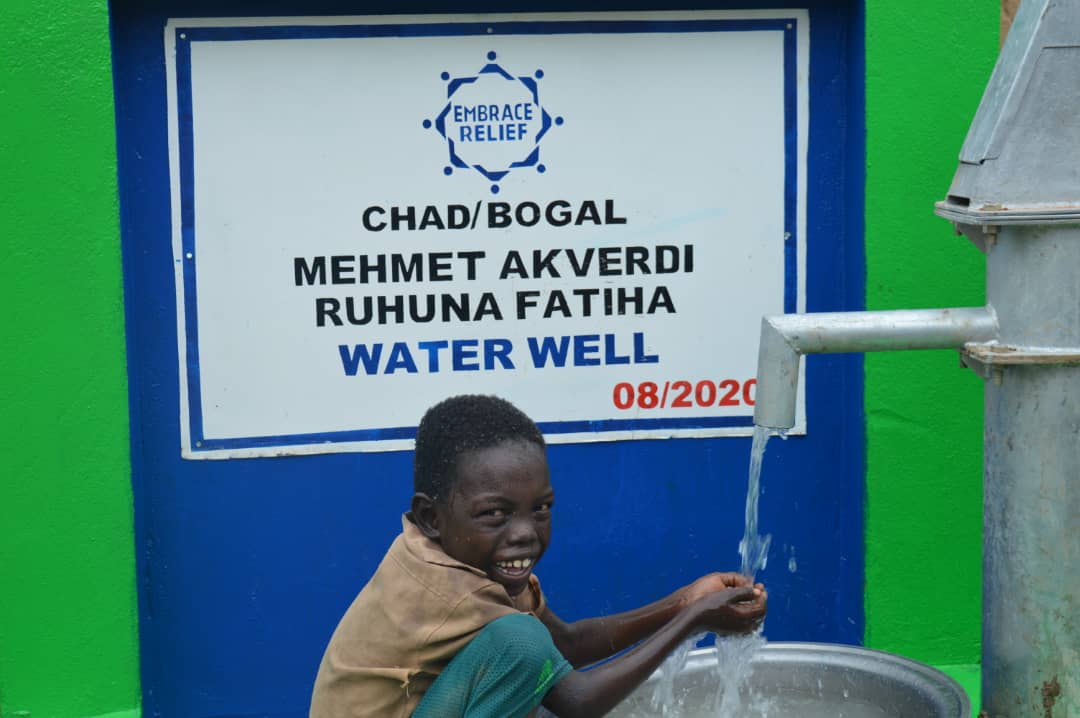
[681,572,762,605]
[685,584,767,635]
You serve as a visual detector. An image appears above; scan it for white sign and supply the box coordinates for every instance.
[166,11,809,458]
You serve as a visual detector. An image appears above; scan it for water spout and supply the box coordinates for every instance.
[753,307,999,430]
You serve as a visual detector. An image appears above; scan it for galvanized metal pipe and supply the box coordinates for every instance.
[751,230,1080,715]
[978,224,1080,718]
[753,307,999,429]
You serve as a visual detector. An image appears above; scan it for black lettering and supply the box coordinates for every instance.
[626,246,650,275]
[500,251,528,279]
[418,205,446,231]
[409,294,436,322]
[390,206,416,231]
[392,253,422,282]
[488,202,512,228]
[442,293,469,322]
[656,245,680,273]
[617,287,643,315]
[565,248,594,276]
[358,254,386,284]
[532,249,561,278]
[516,202,541,227]
[545,200,572,227]
[516,290,540,319]
[331,255,355,284]
[428,252,453,281]
[599,247,621,276]
[447,204,470,230]
[316,297,342,326]
[604,199,627,224]
[458,251,485,280]
[648,286,677,314]
[573,288,599,316]
[575,201,601,225]
[345,297,372,325]
[475,292,503,320]
[362,206,386,231]
[543,290,571,318]
[378,295,404,324]
[294,257,326,286]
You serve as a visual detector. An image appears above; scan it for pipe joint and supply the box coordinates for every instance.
[753,307,999,429]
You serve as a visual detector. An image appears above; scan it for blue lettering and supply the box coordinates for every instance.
[452,339,480,371]
[574,334,601,366]
[633,332,659,364]
[417,340,449,372]
[604,334,631,365]
[338,343,382,376]
[528,336,570,368]
[384,342,418,374]
[483,338,515,370]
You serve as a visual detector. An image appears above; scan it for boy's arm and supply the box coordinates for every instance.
[537,572,754,668]
[540,586,765,718]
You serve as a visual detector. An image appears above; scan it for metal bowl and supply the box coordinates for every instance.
[611,642,971,718]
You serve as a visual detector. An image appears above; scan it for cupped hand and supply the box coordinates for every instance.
[682,572,761,605]
[687,585,768,635]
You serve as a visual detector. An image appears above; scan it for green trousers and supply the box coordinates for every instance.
[412,613,572,718]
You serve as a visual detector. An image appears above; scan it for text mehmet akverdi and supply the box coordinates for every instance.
[291,198,697,376]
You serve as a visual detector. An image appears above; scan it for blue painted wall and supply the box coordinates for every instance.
[112,1,864,715]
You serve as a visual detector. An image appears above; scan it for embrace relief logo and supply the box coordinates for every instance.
[423,51,564,195]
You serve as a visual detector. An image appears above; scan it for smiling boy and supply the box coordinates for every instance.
[310,395,766,718]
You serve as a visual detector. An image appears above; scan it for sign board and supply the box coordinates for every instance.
[166,11,809,457]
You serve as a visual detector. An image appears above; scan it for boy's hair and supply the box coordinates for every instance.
[414,394,546,502]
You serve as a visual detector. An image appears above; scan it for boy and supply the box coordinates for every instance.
[310,394,766,718]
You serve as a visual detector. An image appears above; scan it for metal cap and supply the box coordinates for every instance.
[935,0,1080,225]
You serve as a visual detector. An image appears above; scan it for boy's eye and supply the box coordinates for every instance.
[480,508,507,519]
[534,502,552,513]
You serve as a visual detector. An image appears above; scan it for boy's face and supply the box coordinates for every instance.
[434,439,553,597]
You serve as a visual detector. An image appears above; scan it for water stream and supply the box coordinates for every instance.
[649,425,774,717]
[739,426,774,579]
[714,425,773,717]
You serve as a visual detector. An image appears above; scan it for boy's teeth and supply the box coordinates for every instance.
[498,558,532,570]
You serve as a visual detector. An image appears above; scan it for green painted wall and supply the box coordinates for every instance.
[864,1,997,666]
[0,1,997,716]
[0,2,140,718]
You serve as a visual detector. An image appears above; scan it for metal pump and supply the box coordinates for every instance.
[754,0,1079,714]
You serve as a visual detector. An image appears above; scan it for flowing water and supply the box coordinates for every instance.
[738,426,774,579]
[714,425,774,718]
[649,425,774,717]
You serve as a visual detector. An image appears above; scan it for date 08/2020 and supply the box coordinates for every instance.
[612,379,756,410]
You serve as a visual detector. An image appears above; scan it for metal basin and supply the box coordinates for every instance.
[611,642,971,717]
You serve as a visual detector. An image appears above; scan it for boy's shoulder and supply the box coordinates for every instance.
[378,515,545,617]
[325,516,539,663]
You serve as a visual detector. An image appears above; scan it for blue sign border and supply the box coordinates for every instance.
[172,18,801,452]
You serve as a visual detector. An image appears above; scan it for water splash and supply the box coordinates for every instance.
[649,632,706,715]
[713,630,768,715]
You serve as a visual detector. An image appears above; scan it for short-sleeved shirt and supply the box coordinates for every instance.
[309,515,548,718]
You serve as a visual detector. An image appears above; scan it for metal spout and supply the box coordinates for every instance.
[753,307,999,429]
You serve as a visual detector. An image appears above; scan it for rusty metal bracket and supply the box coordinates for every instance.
[961,342,1080,382]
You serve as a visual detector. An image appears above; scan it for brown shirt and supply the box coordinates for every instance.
[309,515,547,718]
